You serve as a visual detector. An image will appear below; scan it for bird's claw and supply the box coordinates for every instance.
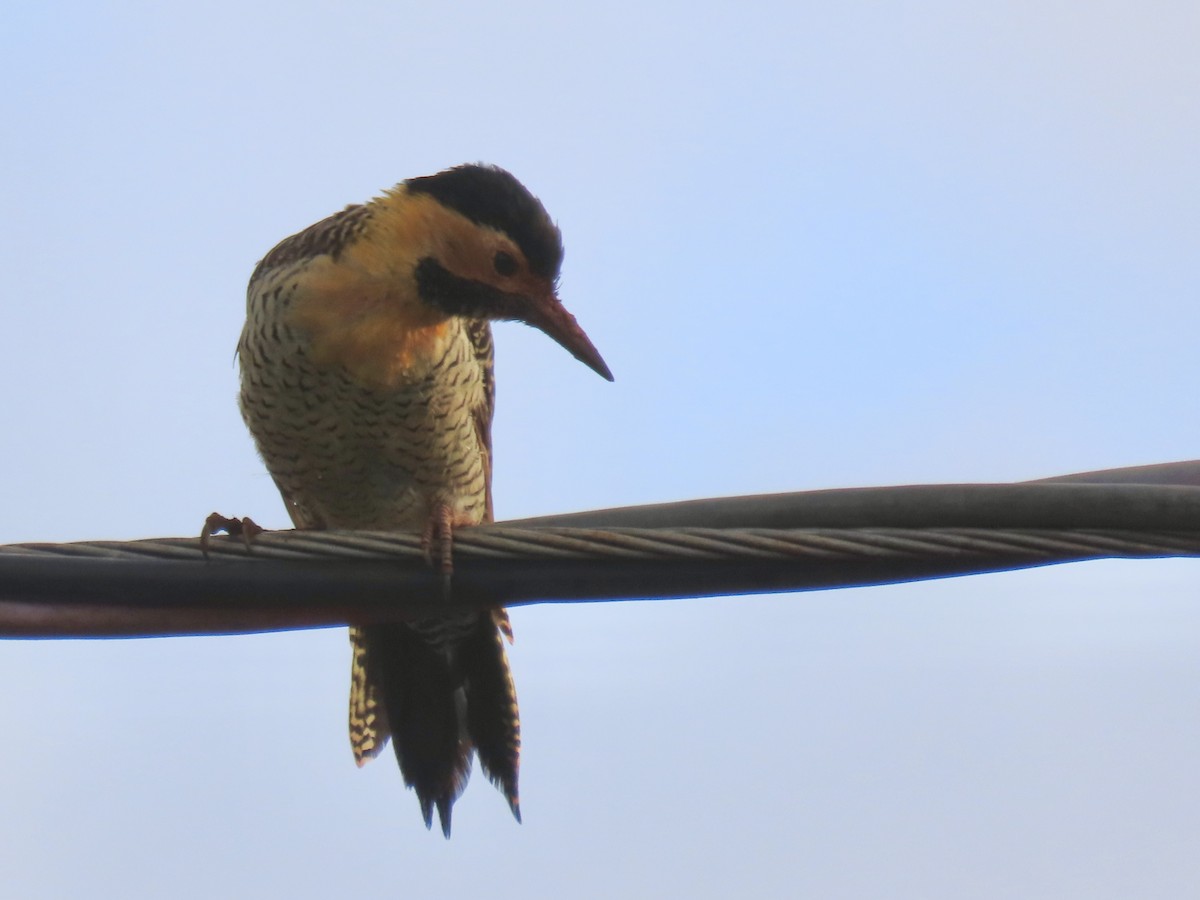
[200,512,264,558]
[420,504,457,598]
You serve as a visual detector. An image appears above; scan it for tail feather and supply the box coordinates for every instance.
[459,610,522,821]
[351,612,521,835]
[349,626,390,765]
[366,623,472,837]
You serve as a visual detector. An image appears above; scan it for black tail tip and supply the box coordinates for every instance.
[419,798,453,839]
[436,798,453,839]
[417,791,518,836]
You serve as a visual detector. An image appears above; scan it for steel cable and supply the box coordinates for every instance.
[1,470,1197,637]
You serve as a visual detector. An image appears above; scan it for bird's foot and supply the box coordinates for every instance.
[420,503,455,576]
[200,512,264,558]
[421,503,471,597]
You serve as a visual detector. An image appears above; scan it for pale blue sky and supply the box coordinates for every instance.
[2,2,1198,897]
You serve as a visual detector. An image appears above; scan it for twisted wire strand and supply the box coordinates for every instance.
[3,526,1199,565]
[0,472,1198,637]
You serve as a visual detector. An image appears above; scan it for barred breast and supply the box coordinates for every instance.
[237,258,490,533]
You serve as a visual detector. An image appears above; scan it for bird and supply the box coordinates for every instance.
[234,163,613,836]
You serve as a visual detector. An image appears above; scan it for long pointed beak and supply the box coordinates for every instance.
[522,293,614,382]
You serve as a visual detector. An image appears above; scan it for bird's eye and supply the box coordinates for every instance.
[493,251,518,277]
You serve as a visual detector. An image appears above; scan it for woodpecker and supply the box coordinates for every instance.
[235,164,612,836]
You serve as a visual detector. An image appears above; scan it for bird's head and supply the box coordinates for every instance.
[396,164,613,381]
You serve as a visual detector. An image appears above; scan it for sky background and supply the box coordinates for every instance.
[2,1,1198,897]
